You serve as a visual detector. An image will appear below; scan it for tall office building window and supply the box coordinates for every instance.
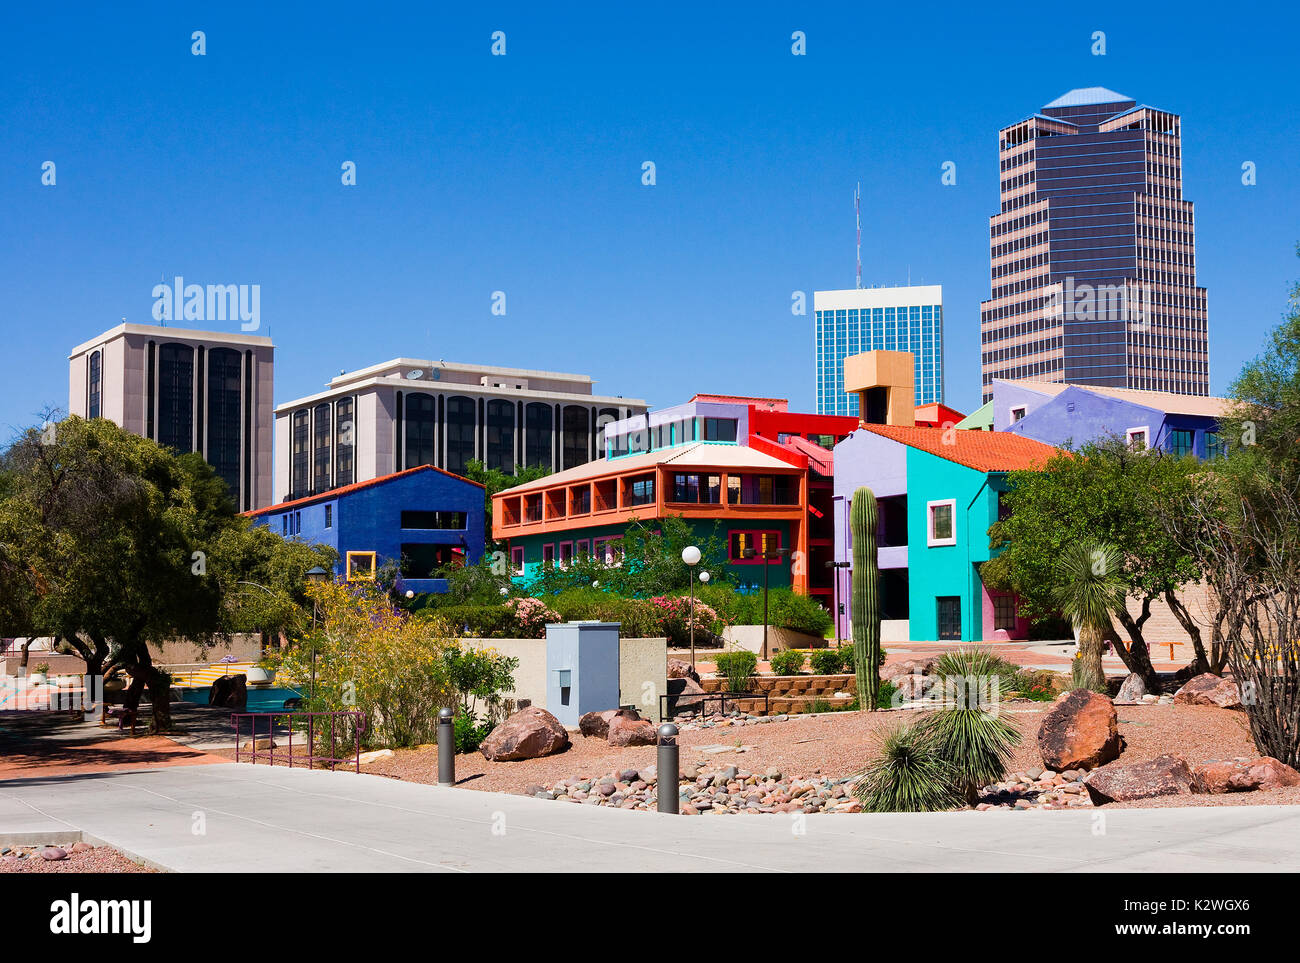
[404,392,436,468]
[87,351,101,419]
[312,403,332,492]
[485,399,515,473]
[207,347,242,501]
[561,405,589,470]
[291,409,310,497]
[595,406,620,456]
[157,343,194,452]
[445,395,476,476]
[524,402,552,469]
[334,396,355,487]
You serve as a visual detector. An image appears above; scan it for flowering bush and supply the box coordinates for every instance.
[649,595,723,647]
[505,596,560,638]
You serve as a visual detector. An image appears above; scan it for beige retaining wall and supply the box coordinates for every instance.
[722,625,826,654]
[461,636,668,724]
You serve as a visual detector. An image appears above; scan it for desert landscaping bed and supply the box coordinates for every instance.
[0,842,158,873]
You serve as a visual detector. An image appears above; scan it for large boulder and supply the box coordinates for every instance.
[1173,673,1242,709]
[667,658,702,685]
[1113,673,1148,705]
[666,675,707,715]
[1193,756,1300,794]
[1037,689,1122,771]
[892,673,936,701]
[480,707,570,761]
[607,709,658,748]
[209,674,247,709]
[579,709,618,739]
[1084,754,1196,804]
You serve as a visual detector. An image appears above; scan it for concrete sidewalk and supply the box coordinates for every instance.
[3,764,1298,872]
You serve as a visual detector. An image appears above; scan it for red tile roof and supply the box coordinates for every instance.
[243,464,483,517]
[857,425,1059,473]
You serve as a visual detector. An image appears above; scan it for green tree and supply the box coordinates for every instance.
[459,458,549,547]
[1053,540,1126,691]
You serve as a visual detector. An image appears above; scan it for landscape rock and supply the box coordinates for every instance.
[891,672,936,701]
[1114,673,1148,705]
[578,709,618,739]
[1038,689,1122,771]
[667,675,707,714]
[209,674,248,709]
[240,737,276,751]
[480,706,570,761]
[40,847,67,861]
[358,749,394,765]
[1193,756,1300,794]
[1173,673,1242,709]
[667,658,702,684]
[607,709,658,748]
[1084,754,1196,804]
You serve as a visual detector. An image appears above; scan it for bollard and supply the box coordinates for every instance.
[437,708,456,786]
[657,723,679,814]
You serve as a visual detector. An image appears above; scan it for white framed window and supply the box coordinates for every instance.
[927,499,957,547]
[1010,405,1027,424]
[1126,426,1149,451]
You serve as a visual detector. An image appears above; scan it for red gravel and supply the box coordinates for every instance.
[0,844,158,873]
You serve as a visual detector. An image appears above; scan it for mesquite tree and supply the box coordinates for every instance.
[850,486,881,711]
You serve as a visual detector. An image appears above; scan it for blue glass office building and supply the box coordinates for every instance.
[814,286,944,416]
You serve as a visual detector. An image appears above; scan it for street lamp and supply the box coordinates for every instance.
[825,560,851,647]
[742,546,789,660]
[681,545,702,668]
[304,567,329,702]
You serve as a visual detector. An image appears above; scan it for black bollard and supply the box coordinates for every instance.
[438,707,455,786]
[657,723,679,814]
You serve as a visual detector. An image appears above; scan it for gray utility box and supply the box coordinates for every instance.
[544,621,620,729]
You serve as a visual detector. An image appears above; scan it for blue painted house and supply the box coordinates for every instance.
[991,379,1231,458]
[247,465,486,595]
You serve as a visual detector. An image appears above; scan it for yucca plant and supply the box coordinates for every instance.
[930,647,1020,703]
[916,706,1021,804]
[1053,539,1126,693]
[853,725,966,813]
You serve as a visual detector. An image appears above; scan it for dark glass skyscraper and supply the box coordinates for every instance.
[979,88,1210,401]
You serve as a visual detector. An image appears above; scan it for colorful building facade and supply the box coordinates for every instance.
[246,464,485,595]
[832,426,1057,643]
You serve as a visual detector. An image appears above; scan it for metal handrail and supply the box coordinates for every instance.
[231,710,366,773]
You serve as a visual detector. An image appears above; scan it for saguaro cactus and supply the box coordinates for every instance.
[850,486,881,710]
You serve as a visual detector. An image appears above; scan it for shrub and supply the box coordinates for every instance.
[420,605,516,638]
[440,642,518,722]
[453,711,492,754]
[713,650,758,692]
[504,597,560,638]
[648,595,723,647]
[769,649,806,676]
[853,725,966,813]
[810,648,848,675]
[930,647,1020,701]
[875,679,897,710]
[915,706,1021,803]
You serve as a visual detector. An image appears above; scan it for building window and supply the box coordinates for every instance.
[401,543,463,579]
[324,504,332,528]
[594,536,623,565]
[291,409,310,498]
[595,407,620,458]
[445,395,476,476]
[405,392,436,469]
[1170,428,1194,457]
[281,516,288,536]
[400,510,467,530]
[486,399,515,473]
[157,343,195,452]
[993,595,1017,630]
[542,544,555,567]
[628,476,655,506]
[561,405,589,471]
[570,486,591,514]
[672,473,700,503]
[525,402,552,469]
[346,551,376,582]
[558,542,574,567]
[87,350,101,419]
[312,403,332,492]
[575,539,590,558]
[1010,405,1027,424]
[1126,426,1149,451]
[703,417,738,442]
[927,499,957,547]
[1206,431,1225,459]
[730,530,782,563]
[511,546,525,574]
[735,474,797,505]
[334,397,355,487]
[207,347,242,501]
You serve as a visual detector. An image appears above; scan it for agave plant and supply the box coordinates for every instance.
[1053,539,1126,693]
[853,725,966,813]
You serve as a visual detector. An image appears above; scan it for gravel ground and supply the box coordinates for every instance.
[0,844,158,873]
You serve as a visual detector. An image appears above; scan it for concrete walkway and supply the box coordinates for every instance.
[3,764,1298,872]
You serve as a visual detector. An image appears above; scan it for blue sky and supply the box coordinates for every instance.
[2,2,1297,437]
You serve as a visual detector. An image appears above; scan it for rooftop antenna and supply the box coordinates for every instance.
[854,182,862,289]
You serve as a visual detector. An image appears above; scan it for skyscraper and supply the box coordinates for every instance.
[68,323,274,510]
[979,88,1210,401]
[814,285,944,416]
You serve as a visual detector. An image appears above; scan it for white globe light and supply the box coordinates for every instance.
[405,590,415,599]
[699,571,710,583]
[681,545,701,566]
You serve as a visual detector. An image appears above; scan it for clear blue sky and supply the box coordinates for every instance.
[3,2,1297,438]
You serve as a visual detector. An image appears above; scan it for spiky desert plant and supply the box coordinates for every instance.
[930,647,1019,702]
[853,724,965,813]
[1053,539,1126,693]
[850,486,881,711]
[916,707,1021,804]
